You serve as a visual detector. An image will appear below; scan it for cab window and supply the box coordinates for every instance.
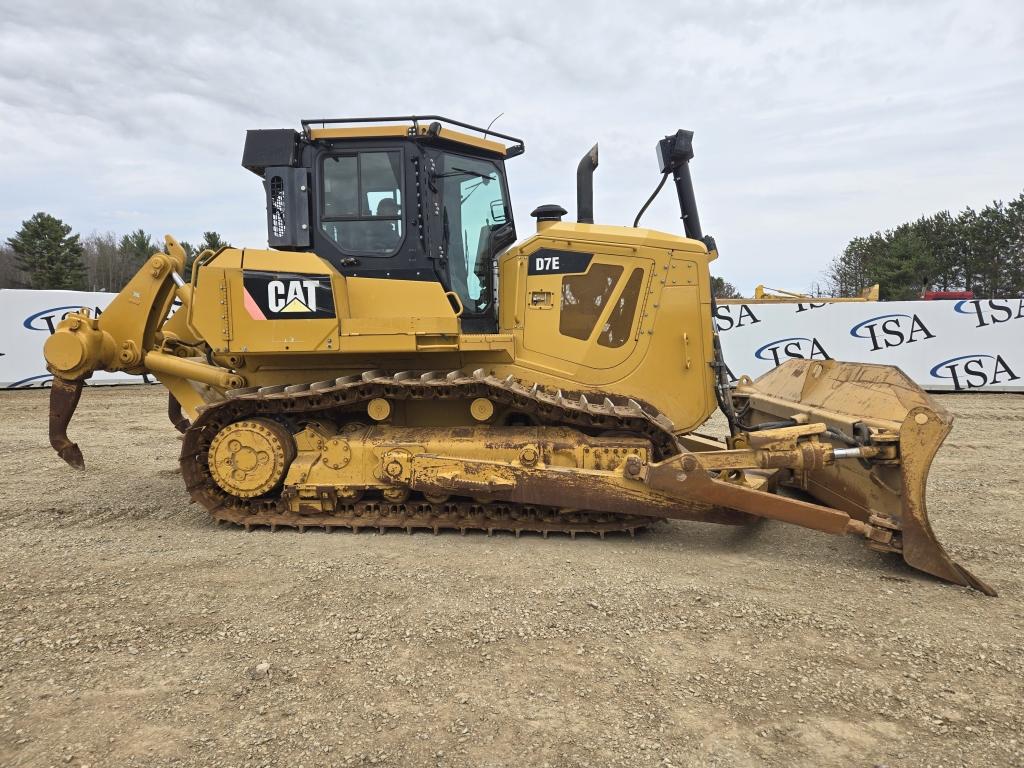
[321,151,403,256]
[560,264,623,340]
[598,267,644,347]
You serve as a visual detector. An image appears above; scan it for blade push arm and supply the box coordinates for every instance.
[374,361,994,596]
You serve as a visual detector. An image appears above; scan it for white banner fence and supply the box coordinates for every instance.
[1,289,158,388]
[1,289,1022,392]
[714,298,1023,392]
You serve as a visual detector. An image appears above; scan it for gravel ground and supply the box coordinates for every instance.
[0,386,1021,768]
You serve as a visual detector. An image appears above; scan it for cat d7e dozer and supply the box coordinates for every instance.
[42,116,993,594]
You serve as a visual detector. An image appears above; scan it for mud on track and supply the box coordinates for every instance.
[1,386,1022,767]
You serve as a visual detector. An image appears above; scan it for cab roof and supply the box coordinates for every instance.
[301,115,525,159]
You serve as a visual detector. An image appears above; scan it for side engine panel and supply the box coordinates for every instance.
[498,222,718,433]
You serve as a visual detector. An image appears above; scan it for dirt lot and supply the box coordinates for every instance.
[0,386,1021,768]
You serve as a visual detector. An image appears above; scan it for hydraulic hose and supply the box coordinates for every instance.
[633,171,670,228]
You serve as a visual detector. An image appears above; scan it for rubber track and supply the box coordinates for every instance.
[179,369,683,535]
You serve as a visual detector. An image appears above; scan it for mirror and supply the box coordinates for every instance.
[490,199,507,224]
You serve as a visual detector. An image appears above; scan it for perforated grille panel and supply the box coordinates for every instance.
[269,175,286,239]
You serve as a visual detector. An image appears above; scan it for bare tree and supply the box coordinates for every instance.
[0,243,30,288]
[81,232,121,291]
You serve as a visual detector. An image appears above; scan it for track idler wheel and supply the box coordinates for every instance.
[207,418,296,498]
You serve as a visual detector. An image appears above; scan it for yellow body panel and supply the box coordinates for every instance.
[424,126,508,156]
[44,225,717,435]
[308,126,410,140]
[493,222,717,433]
[306,124,509,156]
[182,224,719,433]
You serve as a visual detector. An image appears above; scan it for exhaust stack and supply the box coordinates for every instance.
[576,144,599,224]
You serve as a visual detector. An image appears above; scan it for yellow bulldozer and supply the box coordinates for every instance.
[42,116,993,594]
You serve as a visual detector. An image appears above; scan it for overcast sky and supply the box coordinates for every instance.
[1,0,1022,292]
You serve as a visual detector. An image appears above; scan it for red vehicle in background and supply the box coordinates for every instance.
[923,290,974,300]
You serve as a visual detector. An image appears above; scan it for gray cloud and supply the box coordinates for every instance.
[1,0,1022,291]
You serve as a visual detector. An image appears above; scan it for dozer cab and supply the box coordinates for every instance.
[42,115,994,595]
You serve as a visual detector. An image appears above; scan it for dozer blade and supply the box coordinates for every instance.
[733,359,995,595]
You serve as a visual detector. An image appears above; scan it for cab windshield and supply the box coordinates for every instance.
[435,153,510,314]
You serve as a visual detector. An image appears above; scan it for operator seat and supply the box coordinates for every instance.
[369,198,401,253]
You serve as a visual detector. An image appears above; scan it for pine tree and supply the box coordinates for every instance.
[711,276,741,299]
[825,191,1024,299]
[161,232,229,280]
[872,225,934,300]
[187,232,230,279]
[6,212,87,290]
[118,229,156,274]
[1005,193,1024,296]
[914,212,959,291]
[825,235,886,296]
[973,202,1013,297]
[175,241,198,280]
[199,231,229,253]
